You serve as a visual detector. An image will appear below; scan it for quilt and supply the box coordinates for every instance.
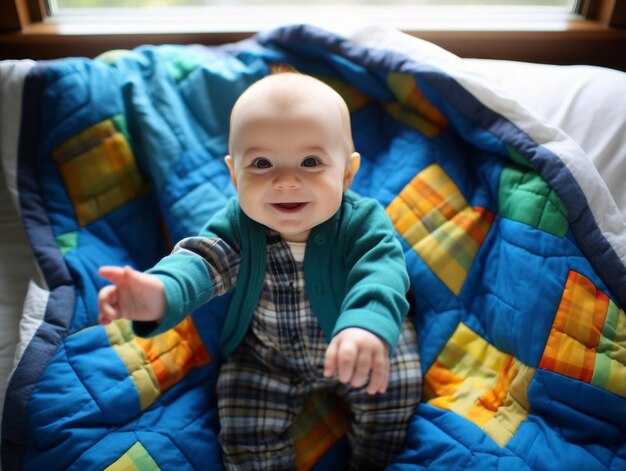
[1,24,625,470]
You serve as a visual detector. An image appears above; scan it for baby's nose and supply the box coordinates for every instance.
[273,172,301,190]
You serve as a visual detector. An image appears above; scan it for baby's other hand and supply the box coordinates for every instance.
[97,266,165,325]
[323,327,390,395]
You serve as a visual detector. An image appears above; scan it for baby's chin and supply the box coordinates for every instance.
[266,222,314,243]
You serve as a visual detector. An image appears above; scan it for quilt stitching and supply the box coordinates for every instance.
[423,322,533,448]
[51,117,151,227]
[104,441,161,471]
[105,317,211,411]
[539,270,626,398]
[387,163,494,295]
[498,164,569,237]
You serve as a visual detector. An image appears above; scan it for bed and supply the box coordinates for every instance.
[1,23,625,470]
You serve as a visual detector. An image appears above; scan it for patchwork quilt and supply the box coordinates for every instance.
[1,24,625,470]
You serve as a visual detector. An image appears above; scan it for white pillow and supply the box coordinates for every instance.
[466,59,626,219]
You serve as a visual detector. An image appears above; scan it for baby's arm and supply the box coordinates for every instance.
[98,266,166,325]
[324,328,390,395]
[325,195,410,395]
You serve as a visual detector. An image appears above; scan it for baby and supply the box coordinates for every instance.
[98,72,421,470]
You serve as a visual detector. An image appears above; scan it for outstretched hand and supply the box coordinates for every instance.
[323,327,390,395]
[97,266,166,325]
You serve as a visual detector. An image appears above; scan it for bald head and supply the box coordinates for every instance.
[228,73,354,157]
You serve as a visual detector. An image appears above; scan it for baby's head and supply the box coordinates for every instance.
[228,73,356,157]
[225,73,360,242]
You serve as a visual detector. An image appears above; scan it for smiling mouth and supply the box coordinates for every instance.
[271,202,308,212]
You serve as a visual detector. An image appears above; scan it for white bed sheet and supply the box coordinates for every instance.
[1,60,38,430]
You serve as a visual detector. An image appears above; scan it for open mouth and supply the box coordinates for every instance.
[272,202,307,212]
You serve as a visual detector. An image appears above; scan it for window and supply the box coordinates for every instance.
[45,0,581,34]
[3,0,625,70]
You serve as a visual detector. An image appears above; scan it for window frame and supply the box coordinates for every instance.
[1,0,625,70]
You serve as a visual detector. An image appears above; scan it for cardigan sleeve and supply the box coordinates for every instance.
[133,199,242,337]
[331,196,410,356]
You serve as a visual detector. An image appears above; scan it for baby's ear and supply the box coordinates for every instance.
[224,155,238,190]
[343,152,360,190]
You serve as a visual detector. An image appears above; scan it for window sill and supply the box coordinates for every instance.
[1,8,625,71]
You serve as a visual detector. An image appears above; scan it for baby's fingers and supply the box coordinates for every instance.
[351,350,372,389]
[98,266,127,284]
[336,341,358,384]
[367,353,390,395]
[98,304,120,325]
[97,285,120,325]
[323,339,339,379]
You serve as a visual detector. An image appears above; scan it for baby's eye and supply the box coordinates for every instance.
[252,158,272,169]
[301,156,321,168]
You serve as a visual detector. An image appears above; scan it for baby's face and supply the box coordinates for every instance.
[226,91,356,243]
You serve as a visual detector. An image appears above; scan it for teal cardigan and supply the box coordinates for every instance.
[138,190,410,357]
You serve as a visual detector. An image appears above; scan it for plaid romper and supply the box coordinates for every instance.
[185,232,421,470]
